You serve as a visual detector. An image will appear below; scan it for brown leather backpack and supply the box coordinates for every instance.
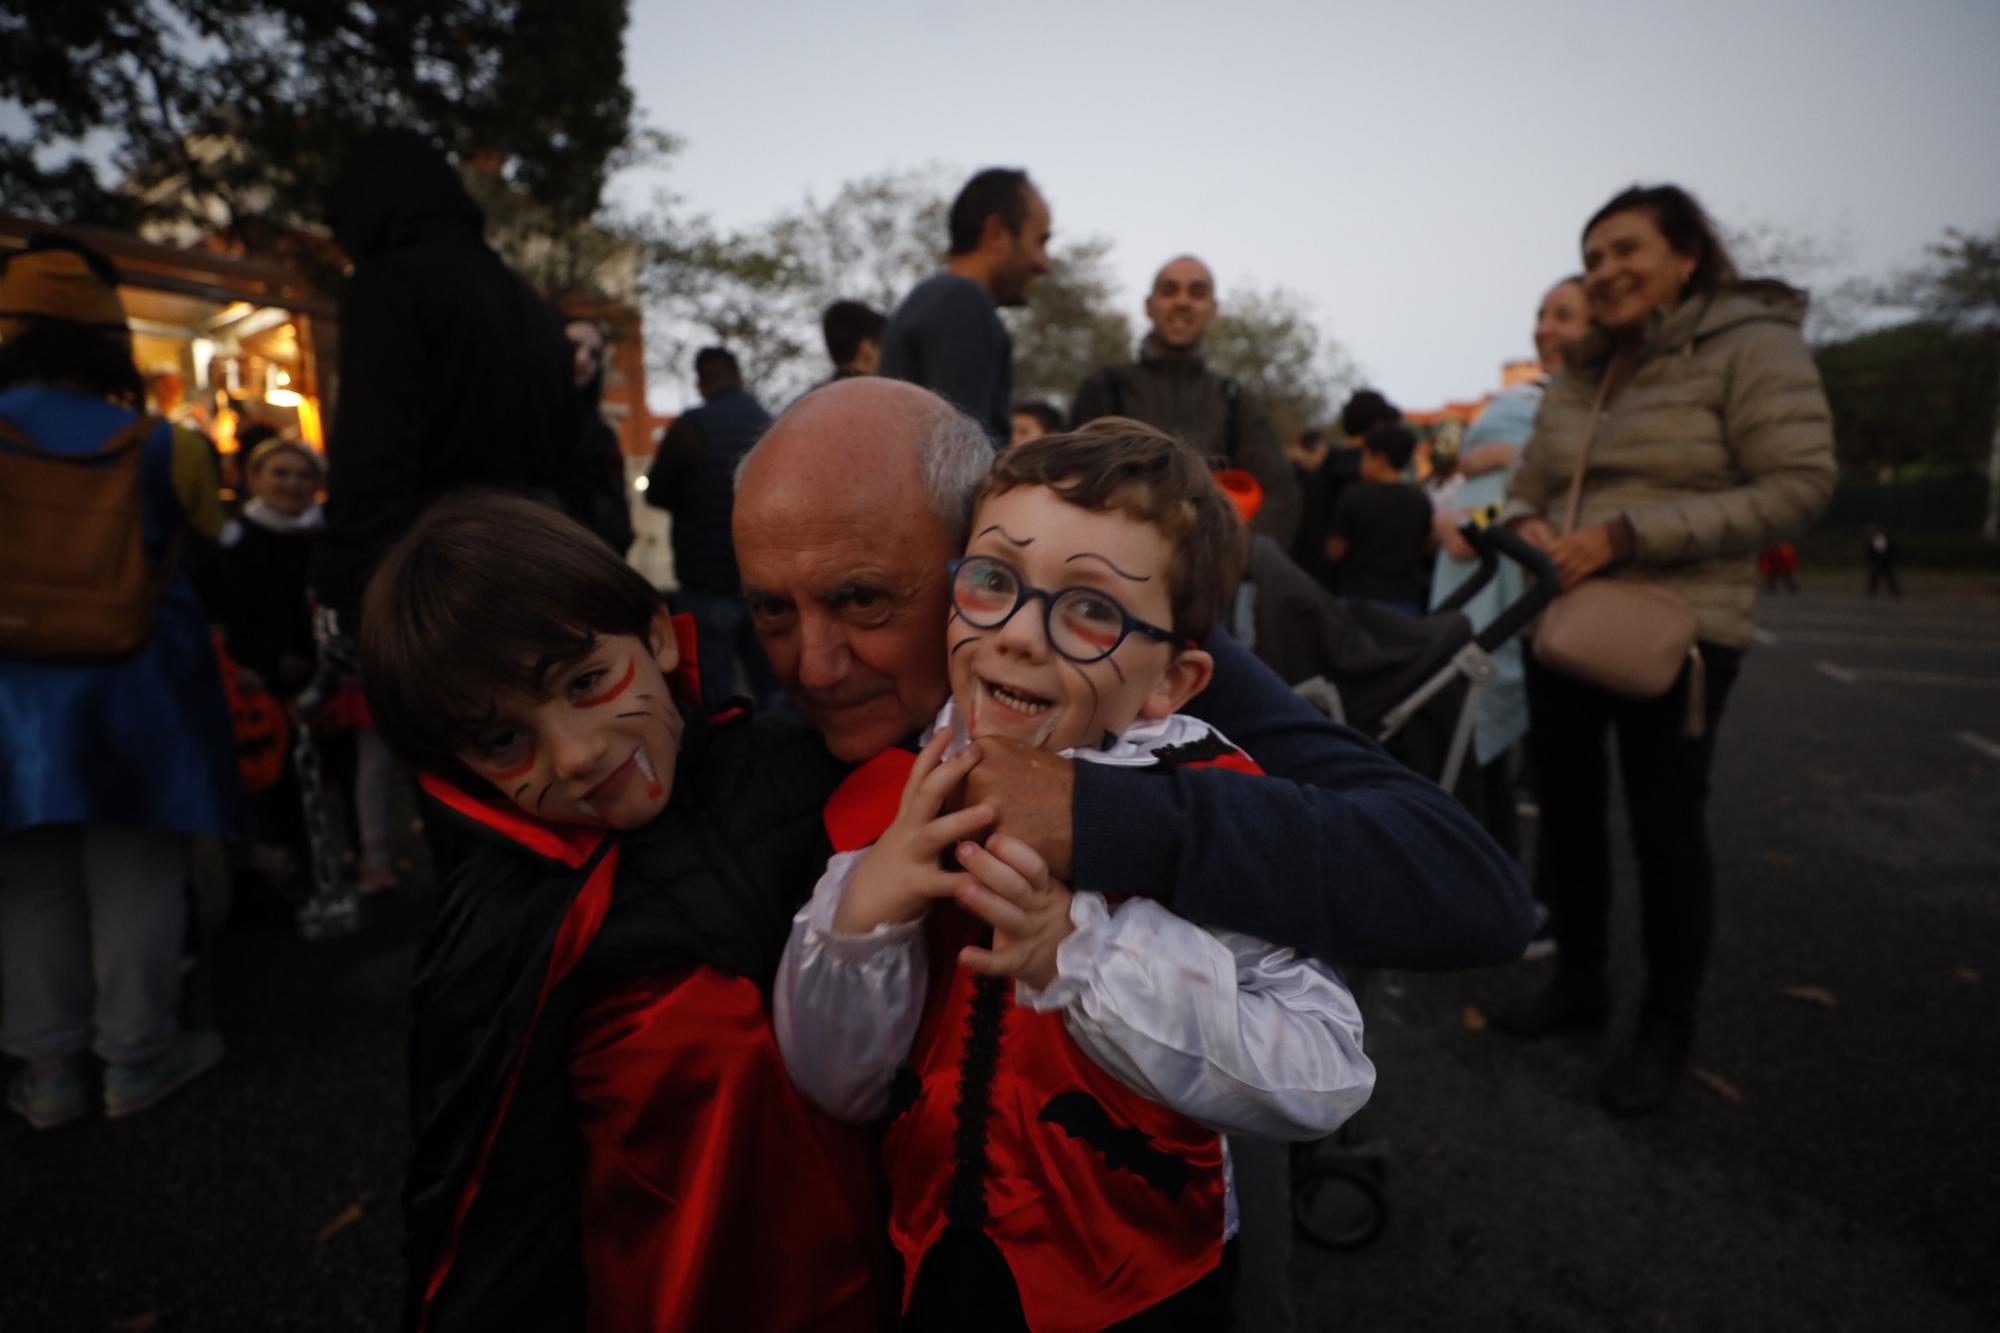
[0,413,175,660]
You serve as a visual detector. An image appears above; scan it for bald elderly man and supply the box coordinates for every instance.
[733,378,1531,970]
[1072,255,1300,547]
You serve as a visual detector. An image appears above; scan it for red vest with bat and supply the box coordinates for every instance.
[821,726,1261,1333]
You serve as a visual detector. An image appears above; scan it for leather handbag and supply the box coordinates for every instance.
[1531,360,1705,723]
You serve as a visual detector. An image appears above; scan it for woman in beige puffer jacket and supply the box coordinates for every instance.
[1488,184,1837,1115]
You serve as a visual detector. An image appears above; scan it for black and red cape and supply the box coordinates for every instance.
[402,708,894,1332]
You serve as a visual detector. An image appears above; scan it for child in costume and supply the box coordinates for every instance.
[775,420,1376,1331]
[358,495,890,1333]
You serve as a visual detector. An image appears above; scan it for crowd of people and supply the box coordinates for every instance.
[0,136,1842,1332]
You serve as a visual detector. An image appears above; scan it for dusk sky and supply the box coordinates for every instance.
[618,0,2000,415]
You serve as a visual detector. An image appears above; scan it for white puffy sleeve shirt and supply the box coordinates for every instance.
[772,707,1375,1140]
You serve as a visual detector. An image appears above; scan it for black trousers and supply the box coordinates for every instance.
[1524,642,1743,1022]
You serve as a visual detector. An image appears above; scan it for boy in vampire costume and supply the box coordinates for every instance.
[359,495,892,1332]
[775,422,1375,1330]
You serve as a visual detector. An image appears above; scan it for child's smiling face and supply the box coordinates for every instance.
[948,485,1212,753]
[458,609,686,829]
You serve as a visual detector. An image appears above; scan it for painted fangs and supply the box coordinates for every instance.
[575,799,600,819]
[633,748,656,783]
[973,677,1063,750]
[1030,711,1061,749]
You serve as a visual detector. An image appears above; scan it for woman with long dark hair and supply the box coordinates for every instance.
[1490,185,1837,1113]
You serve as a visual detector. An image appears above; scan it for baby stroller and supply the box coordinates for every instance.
[1234,521,1558,1249]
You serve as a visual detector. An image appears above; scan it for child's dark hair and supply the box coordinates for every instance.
[1363,424,1417,473]
[976,417,1245,643]
[360,493,664,782]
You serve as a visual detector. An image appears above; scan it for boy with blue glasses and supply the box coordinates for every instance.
[776,418,1375,1330]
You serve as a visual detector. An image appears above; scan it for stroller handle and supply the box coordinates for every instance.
[1464,522,1560,652]
[1430,522,1503,618]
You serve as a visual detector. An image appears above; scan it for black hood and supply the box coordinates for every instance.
[326,128,485,262]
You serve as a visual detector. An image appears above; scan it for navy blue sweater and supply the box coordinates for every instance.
[1072,630,1534,971]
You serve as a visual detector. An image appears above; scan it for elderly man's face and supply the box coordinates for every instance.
[734,387,959,761]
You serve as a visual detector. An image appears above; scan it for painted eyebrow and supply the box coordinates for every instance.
[1065,551,1151,581]
[976,525,1034,546]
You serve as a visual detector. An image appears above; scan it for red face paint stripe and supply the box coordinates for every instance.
[574,657,637,708]
[485,746,537,782]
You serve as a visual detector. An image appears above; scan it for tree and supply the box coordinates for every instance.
[1202,285,1363,445]
[1007,236,1132,408]
[637,166,1135,411]
[1878,225,2000,535]
[0,0,635,249]
[1722,219,1865,343]
[1814,321,1997,472]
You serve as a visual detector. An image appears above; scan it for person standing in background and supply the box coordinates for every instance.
[821,299,886,383]
[1490,184,1836,1114]
[1010,399,1062,446]
[310,129,592,640]
[645,347,777,705]
[1326,424,1434,617]
[880,167,1052,446]
[1863,524,1900,597]
[1071,254,1301,545]
[564,315,637,558]
[1431,274,1592,867]
[0,234,236,1128]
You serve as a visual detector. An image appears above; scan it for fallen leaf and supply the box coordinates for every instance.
[1953,965,1982,985]
[1461,1004,1488,1033]
[1779,984,1838,1009]
[109,1315,160,1332]
[1688,1067,1745,1104]
[316,1202,365,1245]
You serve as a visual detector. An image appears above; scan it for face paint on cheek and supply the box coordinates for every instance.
[487,747,537,782]
[1054,660,1103,748]
[574,659,637,708]
[949,634,981,659]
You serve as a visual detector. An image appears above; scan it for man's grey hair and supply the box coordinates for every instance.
[919,406,995,549]
[732,399,994,549]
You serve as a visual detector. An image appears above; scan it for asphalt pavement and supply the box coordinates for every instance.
[4,579,1995,1332]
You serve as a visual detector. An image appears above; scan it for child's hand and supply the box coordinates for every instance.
[834,732,995,934]
[954,834,1073,992]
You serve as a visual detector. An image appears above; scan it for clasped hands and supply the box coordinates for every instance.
[1513,516,1619,590]
[833,730,1079,991]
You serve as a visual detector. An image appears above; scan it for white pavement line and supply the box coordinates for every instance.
[1752,627,1780,645]
[1959,731,2000,762]
[1765,631,2000,653]
[1816,659,2000,688]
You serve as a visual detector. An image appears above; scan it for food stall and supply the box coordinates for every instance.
[1,213,337,500]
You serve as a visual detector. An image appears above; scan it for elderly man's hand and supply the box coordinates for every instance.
[960,736,1076,882]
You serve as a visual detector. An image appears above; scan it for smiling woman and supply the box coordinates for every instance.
[1492,183,1838,1114]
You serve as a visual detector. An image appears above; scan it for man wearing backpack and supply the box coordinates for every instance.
[0,234,237,1130]
[1070,255,1300,546]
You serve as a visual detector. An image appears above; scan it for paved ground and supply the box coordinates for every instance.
[1303,583,2000,1332]
[4,581,1996,1332]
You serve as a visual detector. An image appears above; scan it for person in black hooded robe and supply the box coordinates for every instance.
[310,128,596,638]
[311,128,601,883]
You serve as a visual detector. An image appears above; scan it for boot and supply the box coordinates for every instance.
[1598,1015,1693,1115]
[1488,971,1608,1037]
